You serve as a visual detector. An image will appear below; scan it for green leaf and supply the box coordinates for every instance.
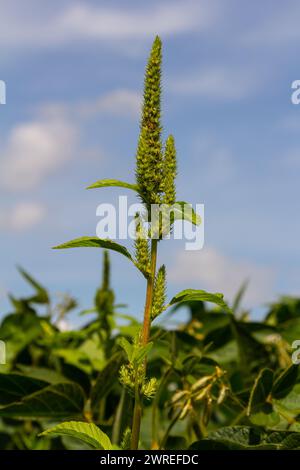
[52,348,94,374]
[86,179,139,193]
[232,280,249,314]
[0,312,43,364]
[247,368,273,415]
[53,237,133,261]
[117,337,134,361]
[0,373,48,405]
[250,408,281,427]
[272,365,298,399]
[230,320,270,374]
[173,201,201,226]
[275,384,300,414]
[17,266,49,304]
[189,426,274,450]
[40,421,113,450]
[0,382,85,419]
[189,426,300,450]
[16,366,70,385]
[132,342,153,365]
[91,353,124,420]
[169,289,231,313]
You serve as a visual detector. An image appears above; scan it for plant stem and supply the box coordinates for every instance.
[131,379,142,450]
[159,409,182,450]
[142,239,158,345]
[130,238,158,450]
[151,367,172,448]
[112,388,126,445]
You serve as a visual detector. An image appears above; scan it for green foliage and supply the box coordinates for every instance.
[169,289,231,312]
[171,201,202,226]
[40,421,113,450]
[121,428,132,450]
[53,237,133,260]
[190,426,300,450]
[94,251,115,347]
[16,267,50,305]
[0,382,85,419]
[118,336,156,399]
[86,179,139,192]
[0,263,300,449]
[247,368,273,415]
[272,364,298,399]
[0,374,48,405]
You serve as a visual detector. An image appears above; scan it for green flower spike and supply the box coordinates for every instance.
[151,265,166,319]
[134,215,150,275]
[162,135,177,206]
[135,36,163,206]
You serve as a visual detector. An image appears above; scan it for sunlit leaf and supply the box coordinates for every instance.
[87,179,139,193]
[40,421,113,450]
[172,201,201,226]
[53,237,133,260]
[117,337,133,361]
[169,289,231,313]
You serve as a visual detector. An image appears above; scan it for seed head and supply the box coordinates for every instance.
[151,265,166,318]
[134,215,150,275]
[162,135,177,205]
[135,36,164,205]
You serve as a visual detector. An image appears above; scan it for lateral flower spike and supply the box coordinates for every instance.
[135,36,163,206]
[134,215,150,275]
[162,134,177,205]
[151,265,166,319]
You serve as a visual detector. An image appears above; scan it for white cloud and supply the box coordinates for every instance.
[169,246,275,307]
[77,89,141,119]
[38,89,141,121]
[0,87,139,193]
[0,113,76,191]
[0,1,218,49]
[59,2,206,39]
[0,202,45,231]
[171,65,262,100]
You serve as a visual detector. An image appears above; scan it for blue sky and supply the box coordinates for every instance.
[0,0,300,324]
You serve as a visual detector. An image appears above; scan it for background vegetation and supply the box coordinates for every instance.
[0,256,300,450]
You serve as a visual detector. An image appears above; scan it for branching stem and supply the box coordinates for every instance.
[130,239,158,449]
